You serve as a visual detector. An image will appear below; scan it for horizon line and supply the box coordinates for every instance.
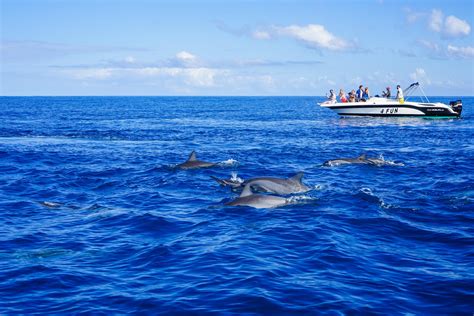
[1,95,473,97]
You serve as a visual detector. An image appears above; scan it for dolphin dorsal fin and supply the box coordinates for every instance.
[289,172,304,183]
[187,151,197,161]
[358,153,367,160]
[240,184,253,197]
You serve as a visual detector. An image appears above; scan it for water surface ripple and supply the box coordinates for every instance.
[0,96,473,314]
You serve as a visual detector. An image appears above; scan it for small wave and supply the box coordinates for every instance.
[83,206,128,220]
[16,248,72,260]
[312,184,325,190]
[286,195,317,204]
[357,187,394,209]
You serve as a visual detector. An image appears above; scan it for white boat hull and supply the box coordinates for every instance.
[319,98,461,117]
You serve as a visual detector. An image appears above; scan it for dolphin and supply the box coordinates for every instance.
[210,172,244,189]
[212,172,310,195]
[323,154,403,167]
[323,154,377,167]
[225,184,289,209]
[39,201,62,208]
[176,151,217,169]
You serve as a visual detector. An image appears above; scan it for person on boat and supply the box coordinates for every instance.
[396,85,404,103]
[356,85,364,102]
[339,89,348,103]
[382,87,391,98]
[325,89,336,104]
[349,90,356,102]
[362,87,370,101]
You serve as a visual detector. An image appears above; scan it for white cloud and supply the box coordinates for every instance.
[410,68,431,84]
[447,45,474,58]
[418,40,474,59]
[216,22,352,52]
[252,30,271,40]
[176,51,196,62]
[60,51,221,87]
[135,67,221,87]
[0,40,147,63]
[418,39,440,53]
[429,9,443,32]
[274,24,350,51]
[427,9,471,38]
[183,68,218,86]
[64,68,115,80]
[124,56,136,63]
[444,15,471,37]
[404,8,426,24]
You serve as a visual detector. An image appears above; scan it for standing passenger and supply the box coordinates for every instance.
[356,85,364,102]
[396,85,404,103]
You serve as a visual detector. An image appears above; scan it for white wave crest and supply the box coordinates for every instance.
[312,184,325,190]
[218,159,239,167]
[230,172,244,183]
[360,187,374,195]
[372,154,405,167]
[286,195,317,204]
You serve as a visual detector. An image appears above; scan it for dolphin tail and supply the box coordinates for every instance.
[289,172,304,183]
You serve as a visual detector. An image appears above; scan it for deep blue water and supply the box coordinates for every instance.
[0,96,473,314]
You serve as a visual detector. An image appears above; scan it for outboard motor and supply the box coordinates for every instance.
[449,100,462,116]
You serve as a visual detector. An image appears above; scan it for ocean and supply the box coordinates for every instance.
[0,96,472,314]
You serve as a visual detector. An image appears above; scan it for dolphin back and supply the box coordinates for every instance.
[176,151,217,169]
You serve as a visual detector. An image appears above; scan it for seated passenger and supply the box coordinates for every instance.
[339,89,348,103]
[322,89,337,104]
[326,89,336,103]
[349,90,356,102]
[382,87,391,98]
[361,87,370,101]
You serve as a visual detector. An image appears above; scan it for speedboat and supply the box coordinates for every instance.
[319,82,462,118]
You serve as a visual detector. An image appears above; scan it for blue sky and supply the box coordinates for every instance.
[1,0,473,95]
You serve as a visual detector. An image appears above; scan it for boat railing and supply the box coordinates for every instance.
[404,82,430,103]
